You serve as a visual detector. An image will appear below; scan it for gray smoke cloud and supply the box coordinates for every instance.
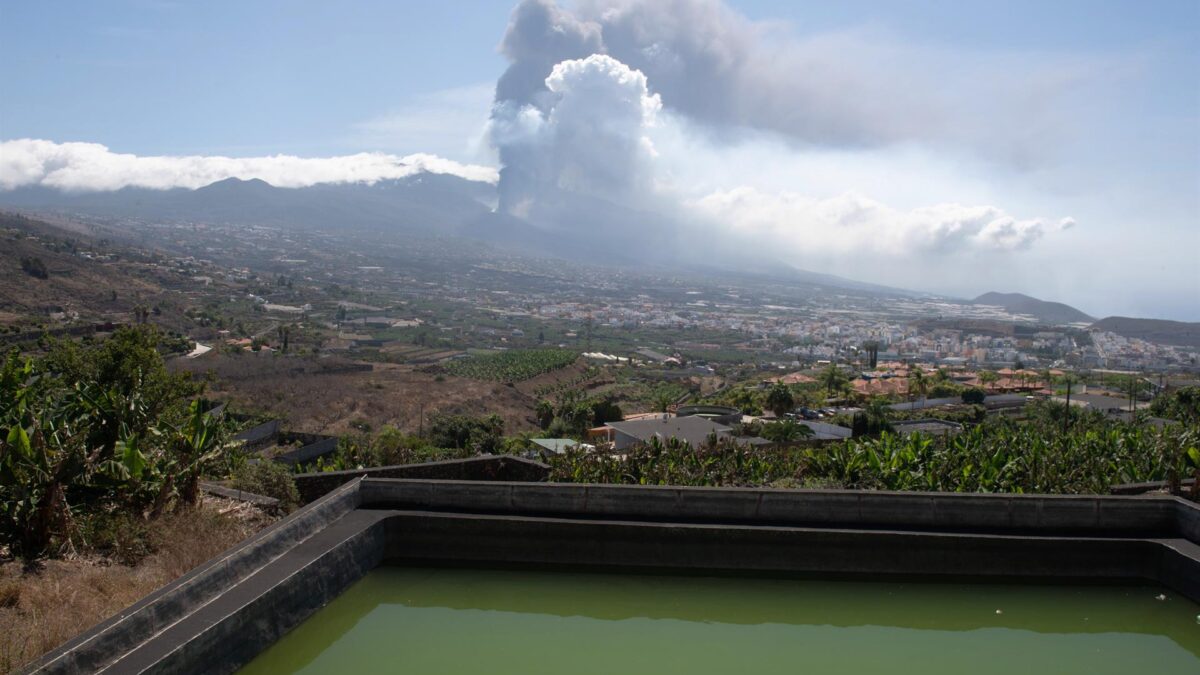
[485,0,1077,270]
[488,0,932,214]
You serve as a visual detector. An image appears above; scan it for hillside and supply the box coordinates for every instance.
[0,173,495,234]
[972,292,1094,325]
[1091,316,1200,349]
[0,212,169,328]
[1,178,913,298]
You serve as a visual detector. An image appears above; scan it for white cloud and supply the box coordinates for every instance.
[0,138,498,192]
[691,187,1071,256]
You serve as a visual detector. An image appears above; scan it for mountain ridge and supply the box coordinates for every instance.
[972,291,1094,325]
[1090,316,1200,350]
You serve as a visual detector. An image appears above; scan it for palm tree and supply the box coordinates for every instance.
[908,368,929,410]
[820,363,847,401]
[979,370,1000,392]
[765,383,795,418]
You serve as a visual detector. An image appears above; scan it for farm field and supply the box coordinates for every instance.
[443,348,578,383]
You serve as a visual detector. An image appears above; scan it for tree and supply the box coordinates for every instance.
[1060,372,1076,435]
[765,383,795,418]
[761,419,814,442]
[1151,386,1200,424]
[20,256,48,279]
[651,387,677,413]
[428,413,505,453]
[961,388,986,405]
[278,325,291,353]
[862,341,879,369]
[979,370,1000,392]
[535,399,555,429]
[820,363,848,400]
[908,368,929,410]
[851,399,894,438]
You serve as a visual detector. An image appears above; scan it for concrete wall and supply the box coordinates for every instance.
[358,480,1181,537]
[292,455,550,503]
[25,480,365,675]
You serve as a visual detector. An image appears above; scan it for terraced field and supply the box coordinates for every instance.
[443,348,578,383]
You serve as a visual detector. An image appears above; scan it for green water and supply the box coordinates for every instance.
[240,567,1200,675]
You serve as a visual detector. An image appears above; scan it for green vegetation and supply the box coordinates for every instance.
[765,383,795,417]
[304,424,473,472]
[1151,386,1200,424]
[230,461,300,512]
[443,348,577,382]
[535,392,622,438]
[0,327,235,560]
[428,414,506,454]
[19,257,47,280]
[549,402,1199,495]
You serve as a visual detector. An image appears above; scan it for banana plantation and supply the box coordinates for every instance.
[0,328,235,559]
[549,406,1200,496]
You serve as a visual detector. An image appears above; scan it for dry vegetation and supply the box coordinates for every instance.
[179,355,620,437]
[0,497,275,674]
[175,354,548,435]
[0,213,167,328]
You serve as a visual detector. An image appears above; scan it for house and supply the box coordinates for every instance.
[891,419,963,436]
[594,416,736,450]
[1053,393,1149,412]
[796,420,853,441]
[530,438,592,455]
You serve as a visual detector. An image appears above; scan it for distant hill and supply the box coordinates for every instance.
[1091,316,1200,349]
[1,178,923,298]
[972,292,1094,325]
[0,173,497,234]
[0,212,169,327]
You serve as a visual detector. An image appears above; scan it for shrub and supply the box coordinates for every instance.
[230,461,300,512]
[76,511,157,566]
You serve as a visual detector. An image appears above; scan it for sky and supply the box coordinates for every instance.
[1,0,1197,320]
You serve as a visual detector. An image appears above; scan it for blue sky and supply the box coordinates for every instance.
[3,1,1196,156]
[1,1,1197,319]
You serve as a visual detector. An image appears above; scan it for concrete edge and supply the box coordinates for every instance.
[22,478,365,675]
[357,479,1190,539]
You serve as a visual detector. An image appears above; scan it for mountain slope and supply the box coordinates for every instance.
[1091,316,1200,349]
[0,179,921,298]
[0,212,168,326]
[0,174,496,233]
[972,292,1094,325]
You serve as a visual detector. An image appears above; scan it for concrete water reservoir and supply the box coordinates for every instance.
[27,479,1200,674]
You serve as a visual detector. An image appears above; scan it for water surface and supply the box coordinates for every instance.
[240,567,1200,674]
